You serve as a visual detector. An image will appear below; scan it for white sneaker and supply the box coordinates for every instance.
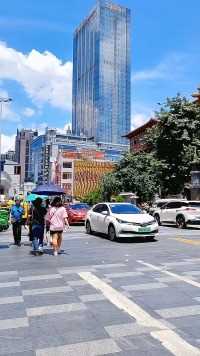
[38,246,43,253]
[54,251,58,256]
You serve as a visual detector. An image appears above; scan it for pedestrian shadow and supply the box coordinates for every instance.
[43,248,69,256]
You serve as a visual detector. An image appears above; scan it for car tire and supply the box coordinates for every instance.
[108,224,117,241]
[154,214,161,226]
[86,220,93,235]
[176,215,186,229]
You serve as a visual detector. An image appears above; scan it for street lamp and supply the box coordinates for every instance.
[0,97,13,193]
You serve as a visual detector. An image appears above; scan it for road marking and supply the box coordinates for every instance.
[137,260,200,288]
[27,302,87,317]
[171,237,200,246]
[36,338,121,356]
[79,272,200,356]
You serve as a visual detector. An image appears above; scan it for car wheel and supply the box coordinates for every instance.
[154,214,161,226]
[108,225,117,241]
[86,220,92,235]
[176,215,186,229]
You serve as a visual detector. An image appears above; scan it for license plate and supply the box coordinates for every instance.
[138,227,151,233]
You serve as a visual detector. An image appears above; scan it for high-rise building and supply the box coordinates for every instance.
[72,0,131,145]
[15,129,38,184]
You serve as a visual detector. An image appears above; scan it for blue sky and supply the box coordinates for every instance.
[0,0,199,152]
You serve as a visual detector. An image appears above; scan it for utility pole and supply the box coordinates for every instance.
[0,97,12,193]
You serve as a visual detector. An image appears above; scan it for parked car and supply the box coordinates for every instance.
[153,200,200,228]
[65,203,90,225]
[85,203,159,241]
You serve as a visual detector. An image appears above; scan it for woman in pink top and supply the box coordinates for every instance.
[47,197,69,256]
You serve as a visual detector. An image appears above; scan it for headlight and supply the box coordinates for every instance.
[116,218,133,224]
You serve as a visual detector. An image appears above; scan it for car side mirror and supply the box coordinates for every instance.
[101,211,108,216]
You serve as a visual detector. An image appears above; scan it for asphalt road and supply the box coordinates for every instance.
[0,225,200,355]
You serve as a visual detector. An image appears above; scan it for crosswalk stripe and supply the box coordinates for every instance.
[137,260,200,288]
[79,271,200,356]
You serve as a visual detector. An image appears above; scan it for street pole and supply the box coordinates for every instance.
[0,97,13,194]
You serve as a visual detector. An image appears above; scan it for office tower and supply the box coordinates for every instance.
[72,0,131,145]
[15,129,38,184]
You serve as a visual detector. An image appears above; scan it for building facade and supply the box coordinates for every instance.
[1,150,16,162]
[125,119,158,152]
[192,86,200,104]
[55,149,115,198]
[15,129,38,184]
[2,160,21,197]
[72,0,131,145]
[31,128,127,185]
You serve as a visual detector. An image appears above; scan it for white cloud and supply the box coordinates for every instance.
[22,107,35,117]
[131,105,154,130]
[131,113,149,130]
[56,122,72,134]
[1,134,15,153]
[0,42,72,111]
[132,53,187,82]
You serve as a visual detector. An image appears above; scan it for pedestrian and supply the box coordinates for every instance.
[31,198,47,255]
[44,199,51,246]
[46,196,69,256]
[10,198,24,246]
[22,200,29,230]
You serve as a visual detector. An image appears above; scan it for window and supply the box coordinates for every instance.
[165,202,185,209]
[110,204,141,214]
[70,204,90,210]
[189,202,200,208]
[14,166,21,175]
[63,162,72,169]
[93,204,104,213]
[62,172,72,180]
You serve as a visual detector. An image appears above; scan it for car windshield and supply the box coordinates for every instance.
[110,204,141,214]
[70,204,89,210]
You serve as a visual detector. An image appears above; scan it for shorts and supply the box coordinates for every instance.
[50,230,63,235]
[50,231,63,238]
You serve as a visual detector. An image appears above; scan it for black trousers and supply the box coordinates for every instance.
[12,222,22,244]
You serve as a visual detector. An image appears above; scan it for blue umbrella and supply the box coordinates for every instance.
[32,183,65,196]
[26,193,48,202]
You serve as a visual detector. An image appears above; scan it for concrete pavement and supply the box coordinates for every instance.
[0,226,200,355]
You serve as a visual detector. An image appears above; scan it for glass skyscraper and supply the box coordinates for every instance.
[72,0,131,145]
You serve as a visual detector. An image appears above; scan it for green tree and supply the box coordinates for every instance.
[101,173,122,201]
[81,190,102,206]
[102,153,166,202]
[146,95,200,195]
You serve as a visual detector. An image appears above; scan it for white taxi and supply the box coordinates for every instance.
[85,203,159,241]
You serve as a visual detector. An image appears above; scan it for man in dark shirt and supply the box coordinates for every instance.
[31,198,47,255]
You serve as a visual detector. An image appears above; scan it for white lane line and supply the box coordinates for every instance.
[79,272,200,356]
[137,260,200,288]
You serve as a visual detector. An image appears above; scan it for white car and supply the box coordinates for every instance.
[85,203,159,241]
[154,200,200,228]
[149,199,184,216]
